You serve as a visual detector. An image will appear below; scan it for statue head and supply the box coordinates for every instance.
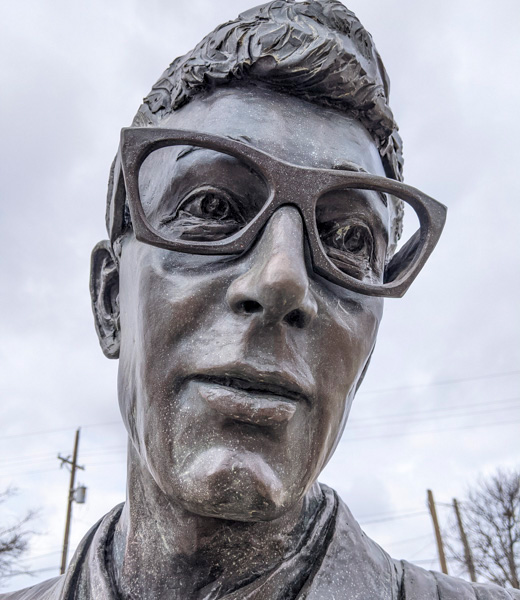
[90,0,445,522]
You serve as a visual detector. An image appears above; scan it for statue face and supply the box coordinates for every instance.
[116,85,389,521]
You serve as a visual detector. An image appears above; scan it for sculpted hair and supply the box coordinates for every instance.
[107,0,404,247]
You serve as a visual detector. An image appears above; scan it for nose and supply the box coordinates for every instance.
[226,206,318,328]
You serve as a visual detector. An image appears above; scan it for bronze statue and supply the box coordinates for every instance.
[3,1,517,598]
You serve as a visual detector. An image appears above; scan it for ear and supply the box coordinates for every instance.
[90,241,120,359]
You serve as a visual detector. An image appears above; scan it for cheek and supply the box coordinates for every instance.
[324,298,381,379]
[121,243,228,358]
[310,294,382,453]
[116,245,221,431]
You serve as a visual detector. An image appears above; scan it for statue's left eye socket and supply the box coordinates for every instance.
[318,221,376,280]
[333,225,371,254]
[198,193,232,219]
[320,223,373,256]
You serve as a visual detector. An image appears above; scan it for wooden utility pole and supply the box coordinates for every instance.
[427,489,449,574]
[58,428,84,575]
[453,498,477,582]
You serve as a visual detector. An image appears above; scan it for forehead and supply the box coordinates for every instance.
[159,84,386,176]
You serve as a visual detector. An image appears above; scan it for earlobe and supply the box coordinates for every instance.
[90,240,120,359]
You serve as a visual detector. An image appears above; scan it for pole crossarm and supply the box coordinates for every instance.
[57,454,85,470]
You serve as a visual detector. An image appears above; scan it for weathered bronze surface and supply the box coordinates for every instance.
[2,1,517,599]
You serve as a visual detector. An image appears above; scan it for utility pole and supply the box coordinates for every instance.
[58,428,85,575]
[427,489,449,574]
[453,498,476,582]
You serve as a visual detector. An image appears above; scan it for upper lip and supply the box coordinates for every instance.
[190,364,314,406]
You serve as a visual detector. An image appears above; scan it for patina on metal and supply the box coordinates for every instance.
[3,1,518,599]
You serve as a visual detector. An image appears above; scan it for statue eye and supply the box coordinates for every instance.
[321,223,373,256]
[318,221,377,280]
[177,187,244,224]
[200,195,230,218]
[157,186,247,242]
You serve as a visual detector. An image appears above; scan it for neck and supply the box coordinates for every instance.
[111,443,321,600]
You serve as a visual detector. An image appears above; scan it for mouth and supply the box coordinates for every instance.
[191,370,312,427]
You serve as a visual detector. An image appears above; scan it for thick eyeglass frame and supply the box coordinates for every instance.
[114,127,447,298]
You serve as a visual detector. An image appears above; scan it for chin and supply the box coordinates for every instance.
[175,447,296,522]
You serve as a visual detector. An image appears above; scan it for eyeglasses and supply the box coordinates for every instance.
[113,127,446,298]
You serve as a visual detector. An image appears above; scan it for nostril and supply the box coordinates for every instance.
[284,309,307,329]
[239,300,263,314]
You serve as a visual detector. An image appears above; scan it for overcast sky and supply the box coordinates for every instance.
[1,0,519,593]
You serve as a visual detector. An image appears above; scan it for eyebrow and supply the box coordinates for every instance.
[176,146,203,161]
[332,160,388,207]
[175,134,253,162]
[331,160,366,173]
[175,144,388,207]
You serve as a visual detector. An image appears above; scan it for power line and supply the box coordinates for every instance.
[413,557,447,565]
[384,533,433,548]
[344,416,520,442]
[1,458,128,479]
[359,510,429,526]
[8,566,59,578]
[359,369,520,397]
[24,550,61,561]
[350,397,520,424]
[85,459,127,468]
[0,446,126,469]
[411,556,468,566]
[13,411,519,476]
[0,421,121,442]
[0,369,518,443]
[6,399,519,468]
[0,451,62,467]
[408,539,436,560]
[1,467,59,478]
[348,399,520,429]
[355,506,425,520]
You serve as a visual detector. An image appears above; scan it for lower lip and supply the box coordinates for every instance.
[197,382,297,426]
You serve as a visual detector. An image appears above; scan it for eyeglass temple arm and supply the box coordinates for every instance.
[384,229,421,284]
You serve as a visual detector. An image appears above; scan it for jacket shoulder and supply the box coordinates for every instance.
[0,577,64,600]
[399,559,520,600]
[0,503,124,600]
